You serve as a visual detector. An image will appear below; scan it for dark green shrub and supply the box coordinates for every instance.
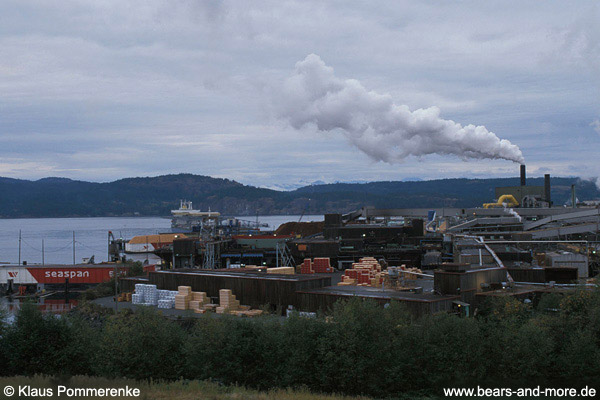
[96,308,186,380]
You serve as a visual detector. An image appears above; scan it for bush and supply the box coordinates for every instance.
[185,315,287,389]
[2,302,96,376]
[96,308,186,381]
[2,291,600,398]
[0,309,7,376]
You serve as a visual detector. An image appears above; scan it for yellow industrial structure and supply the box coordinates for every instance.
[483,194,519,209]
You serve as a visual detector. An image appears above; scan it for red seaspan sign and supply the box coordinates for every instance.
[27,267,129,284]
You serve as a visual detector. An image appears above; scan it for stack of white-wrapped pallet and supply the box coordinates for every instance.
[175,286,192,310]
[132,284,159,305]
[157,289,178,309]
[132,284,145,304]
[143,285,159,305]
[131,293,143,304]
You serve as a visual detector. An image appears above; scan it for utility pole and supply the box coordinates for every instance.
[72,231,76,265]
[114,263,119,313]
[18,230,22,265]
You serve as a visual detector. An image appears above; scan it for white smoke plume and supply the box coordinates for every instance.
[591,119,600,135]
[503,207,522,222]
[276,54,524,164]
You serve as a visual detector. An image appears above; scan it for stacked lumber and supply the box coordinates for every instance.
[299,258,334,274]
[216,289,240,314]
[300,258,314,274]
[232,309,264,317]
[117,292,132,302]
[175,286,192,310]
[398,266,422,280]
[215,288,264,317]
[186,291,209,313]
[267,266,295,274]
[387,265,422,280]
[313,257,333,273]
[201,303,218,312]
[339,257,383,287]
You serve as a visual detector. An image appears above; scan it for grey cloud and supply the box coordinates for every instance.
[0,1,598,188]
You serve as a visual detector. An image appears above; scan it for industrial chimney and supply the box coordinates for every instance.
[520,164,526,186]
[544,174,551,206]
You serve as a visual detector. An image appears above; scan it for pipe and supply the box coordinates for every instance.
[393,270,434,278]
[458,234,514,284]
[514,282,596,287]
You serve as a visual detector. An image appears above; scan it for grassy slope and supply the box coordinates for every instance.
[0,377,377,400]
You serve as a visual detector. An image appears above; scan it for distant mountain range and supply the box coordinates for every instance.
[0,174,598,218]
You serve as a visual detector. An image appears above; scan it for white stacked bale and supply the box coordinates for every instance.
[131,294,143,304]
[142,284,158,305]
[158,299,174,309]
[132,285,177,308]
[134,284,146,303]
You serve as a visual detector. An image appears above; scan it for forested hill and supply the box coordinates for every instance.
[0,174,598,218]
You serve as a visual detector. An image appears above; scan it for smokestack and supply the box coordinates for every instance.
[571,184,576,209]
[544,174,551,206]
[520,164,526,186]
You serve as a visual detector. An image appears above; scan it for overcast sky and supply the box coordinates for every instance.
[1,1,598,189]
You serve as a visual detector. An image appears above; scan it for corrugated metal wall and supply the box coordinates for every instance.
[148,270,331,310]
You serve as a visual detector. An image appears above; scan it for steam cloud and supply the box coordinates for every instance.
[276,54,524,164]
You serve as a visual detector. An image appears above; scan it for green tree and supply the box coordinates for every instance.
[0,308,7,376]
[2,302,90,376]
[96,308,186,380]
[185,315,286,389]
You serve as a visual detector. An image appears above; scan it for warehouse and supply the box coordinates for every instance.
[128,269,332,311]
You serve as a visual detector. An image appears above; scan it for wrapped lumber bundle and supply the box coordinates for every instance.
[398,266,422,280]
[313,257,333,273]
[232,309,264,317]
[339,257,383,287]
[175,286,192,310]
[215,289,263,317]
[201,303,218,312]
[192,291,208,302]
[187,291,209,313]
[300,258,314,274]
[216,289,240,314]
[266,267,295,274]
[300,258,333,274]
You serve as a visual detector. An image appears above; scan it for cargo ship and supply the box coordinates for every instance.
[171,200,267,232]
[171,200,221,232]
[124,201,270,254]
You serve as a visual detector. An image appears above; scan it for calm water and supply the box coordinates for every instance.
[0,215,323,265]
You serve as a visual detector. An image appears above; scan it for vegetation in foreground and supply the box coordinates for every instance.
[0,283,599,399]
[0,376,372,400]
